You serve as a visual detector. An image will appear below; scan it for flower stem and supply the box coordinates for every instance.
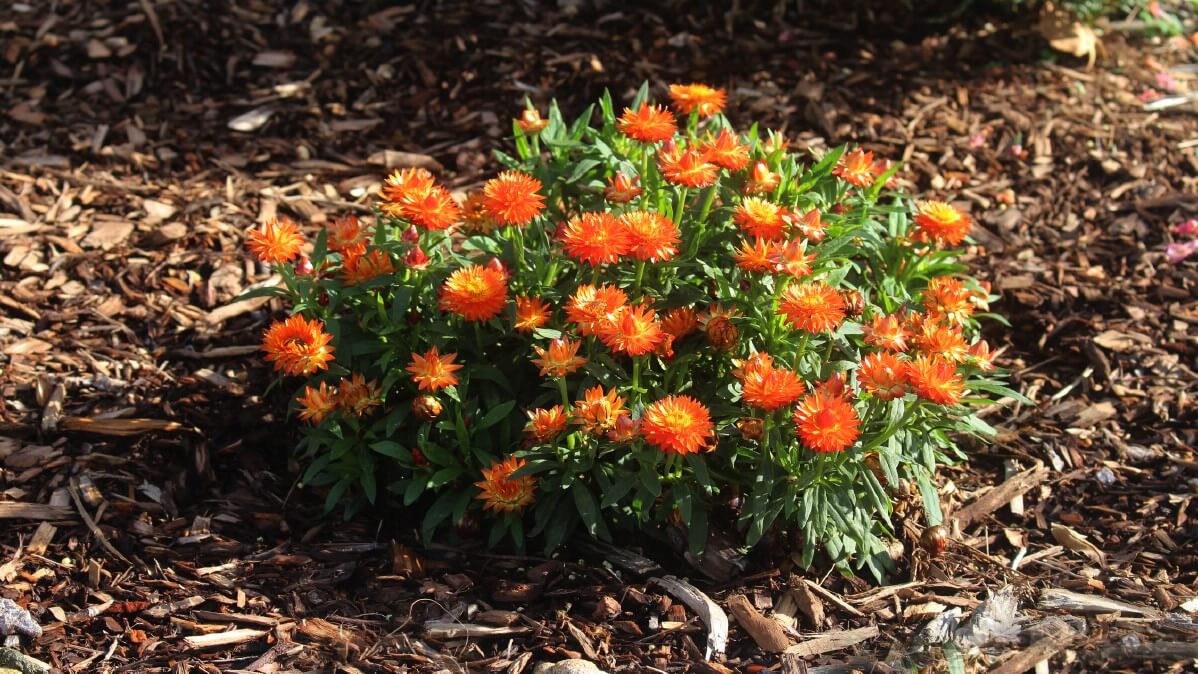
[510,225,525,276]
[590,265,600,286]
[474,321,485,357]
[674,187,690,229]
[631,357,642,400]
[634,260,646,292]
[558,376,571,410]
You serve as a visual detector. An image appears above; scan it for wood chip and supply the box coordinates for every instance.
[726,594,790,652]
[784,625,880,658]
[951,463,1050,530]
[650,575,728,659]
[183,628,266,650]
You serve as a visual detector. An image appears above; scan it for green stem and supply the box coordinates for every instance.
[509,225,525,278]
[673,187,690,228]
[761,413,772,458]
[590,265,600,286]
[823,337,835,374]
[474,321,485,357]
[634,260,646,292]
[558,377,571,410]
[543,258,559,287]
[640,148,652,191]
[631,357,642,401]
[698,183,718,224]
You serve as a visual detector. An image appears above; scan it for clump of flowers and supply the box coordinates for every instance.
[245,83,1018,576]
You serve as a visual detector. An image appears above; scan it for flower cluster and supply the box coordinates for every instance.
[245,83,1016,574]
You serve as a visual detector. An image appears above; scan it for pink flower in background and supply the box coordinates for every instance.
[1147,1,1164,19]
[1166,240,1198,264]
[1172,219,1198,237]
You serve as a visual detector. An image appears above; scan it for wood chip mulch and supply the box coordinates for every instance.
[1,2,1196,672]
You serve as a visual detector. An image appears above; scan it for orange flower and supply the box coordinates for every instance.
[793,391,860,453]
[525,406,568,442]
[475,457,536,514]
[857,352,908,401]
[660,306,699,339]
[923,277,975,326]
[745,160,780,194]
[700,128,750,171]
[733,352,804,411]
[913,201,970,246]
[778,282,846,334]
[340,246,395,285]
[296,382,337,424]
[733,197,788,240]
[514,295,552,333]
[863,313,911,351]
[517,108,548,134]
[438,264,508,322]
[817,372,849,399]
[573,385,628,436]
[906,355,964,405]
[247,217,305,263]
[566,284,628,336]
[412,394,443,422]
[461,190,500,235]
[771,239,815,279]
[833,148,876,188]
[658,145,718,189]
[607,414,641,443]
[621,211,680,262]
[967,340,998,371]
[406,346,463,392]
[618,103,676,143]
[668,83,726,117]
[561,212,631,266]
[701,304,741,351]
[605,173,643,203]
[915,324,969,363]
[793,208,827,242]
[337,372,382,417]
[380,168,459,230]
[531,338,587,377]
[734,237,776,273]
[261,315,335,376]
[483,171,545,227]
[641,395,715,455]
[598,304,665,356]
[325,215,370,253]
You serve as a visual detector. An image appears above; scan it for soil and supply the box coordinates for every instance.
[1,1,1196,673]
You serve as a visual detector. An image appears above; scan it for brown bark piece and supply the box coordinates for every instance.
[725,594,790,653]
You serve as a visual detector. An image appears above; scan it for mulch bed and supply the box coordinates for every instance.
[2,1,1197,672]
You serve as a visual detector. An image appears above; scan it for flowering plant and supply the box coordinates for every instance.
[245,83,1020,576]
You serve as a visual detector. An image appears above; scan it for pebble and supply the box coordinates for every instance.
[531,660,608,674]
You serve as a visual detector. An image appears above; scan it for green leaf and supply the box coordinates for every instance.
[687,507,709,558]
[370,441,409,460]
[360,465,377,505]
[572,482,604,538]
[421,489,459,542]
[476,400,517,432]
[600,474,636,508]
[403,478,426,506]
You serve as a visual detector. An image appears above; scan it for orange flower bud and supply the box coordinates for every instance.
[412,394,443,422]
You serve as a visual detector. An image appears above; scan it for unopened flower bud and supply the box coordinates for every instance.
[705,317,739,351]
[841,289,864,317]
[402,225,420,243]
[295,255,314,276]
[517,108,548,134]
[737,417,763,442]
[411,447,428,467]
[412,394,443,422]
[920,525,949,557]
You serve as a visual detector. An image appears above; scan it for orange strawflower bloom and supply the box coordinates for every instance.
[531,338,587,377]
[641,395,715,455]
[923,276,975,326]
[461,191,500,235]
[967,340,998,371]
[702,304,741,351]
[573,385,628,436]
[525,405,568,442]
[668,83,726,117]
[475,457,536,514]
[406,346,463,392]
[325,215,370,253]
[817,372,850,399]
[863,313,911,351]
[483,171,545,227]
[792,208,827,242]
[833,148,877,188]
[857,352,908,401]
[621,211,680,262]
[913,201,970,246]
[339,246,395,285]
[337,372,383,417]
[247,217,305,263]
[607,414,641,443]
[745,160,780,194]
[906,355,965,405]
[296,382,337,424]
[566,284,628,336]
[733,197,788,240]
[514,295,552,333]
[701,128,750,171]
[660,306,699,339]
[561,212,631,266]
[778,282,846,334]
[733,352,805,411]
[517,108,548,134]
[598,304,665,356]
[734,237,776,273]
[771,239,815,279]
[618,103,676,143]
[380,168,460,230]
[439,264,508,322]
[605,173,643,203]
[794,390,860,453]
[657,145,719,189]
[261,315,335,376]
[915,324,969,363]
